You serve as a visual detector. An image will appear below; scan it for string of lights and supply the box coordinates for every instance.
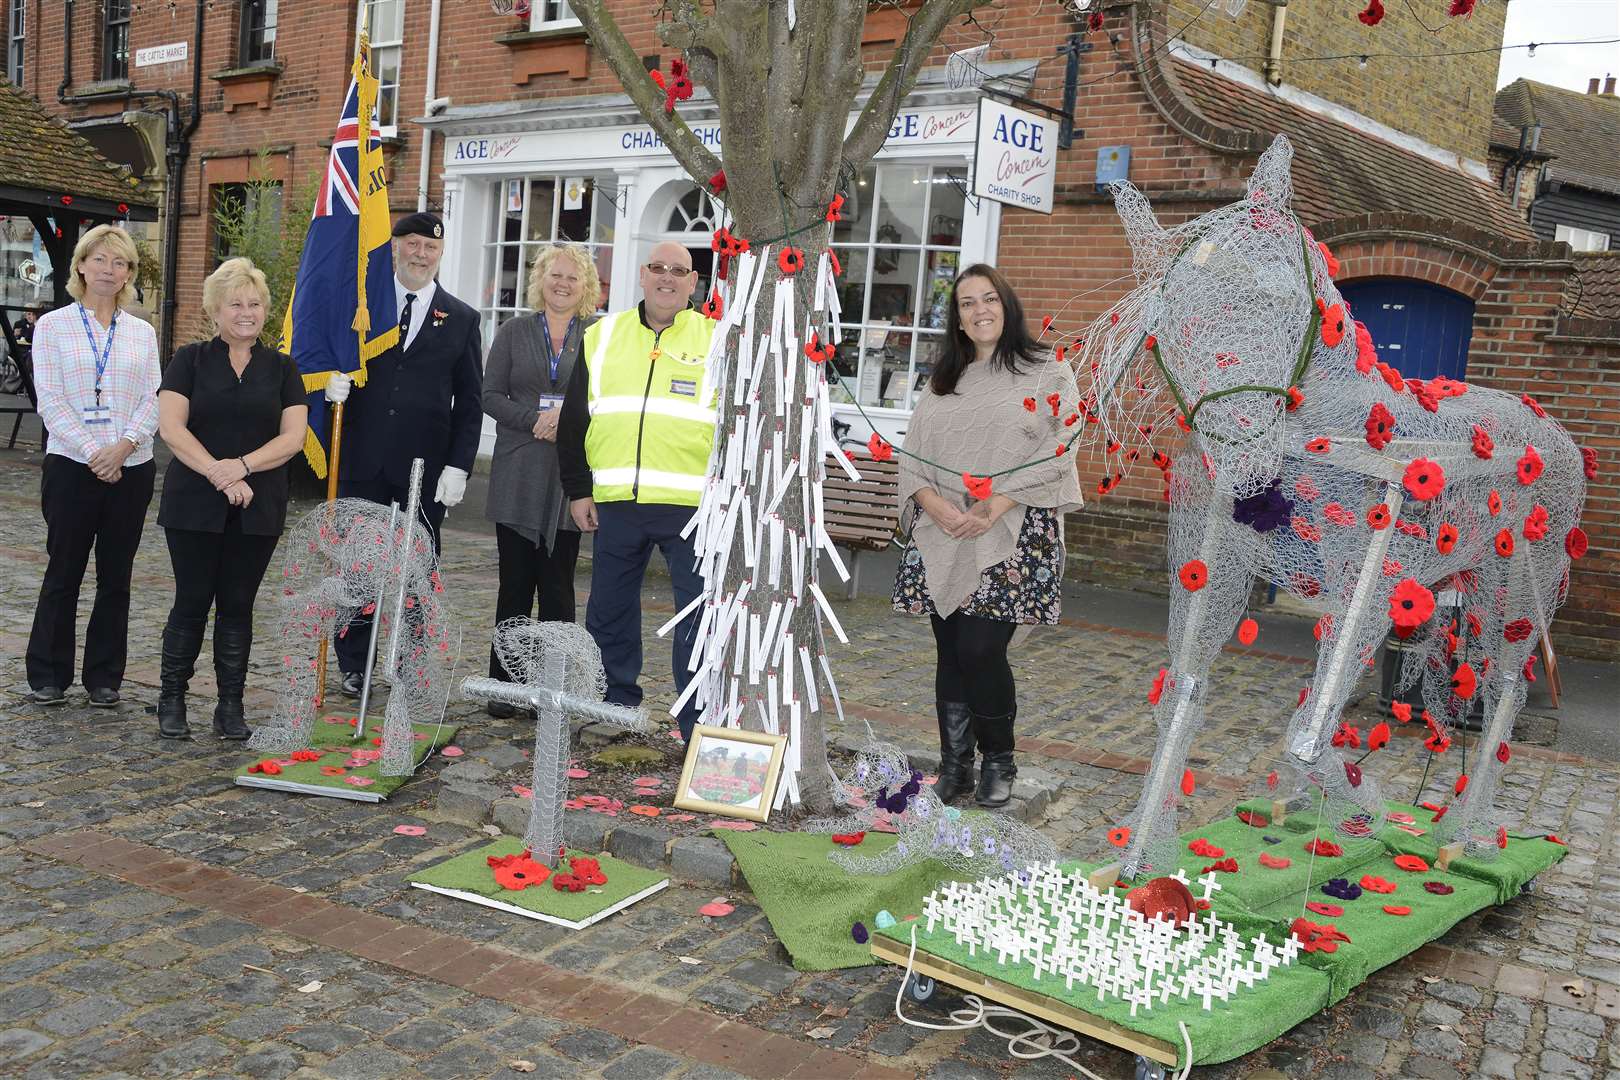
[1174,35,1620,68]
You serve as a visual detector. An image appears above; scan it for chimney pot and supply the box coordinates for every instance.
[1589,77,1601,94]
[1605,75,1616,95]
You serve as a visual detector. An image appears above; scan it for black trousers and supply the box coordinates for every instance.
[26,455,155,691]
[334,473,446,675]
[930,611,1017,749]
[164,516,281,634]
[490,524,582,679]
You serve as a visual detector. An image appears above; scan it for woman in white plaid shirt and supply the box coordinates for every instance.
[24,225,162,707]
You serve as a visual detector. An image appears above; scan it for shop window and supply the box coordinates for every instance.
[102,0,131,82]
[829,162,967,412]
[0,215,55,314]
[240,0,279,66]
[529,0,580,29]
[480,175,617,339]
[360,0,404,132]
[7,1,23,86]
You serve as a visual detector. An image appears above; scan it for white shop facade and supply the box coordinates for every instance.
[421,87,1001,453]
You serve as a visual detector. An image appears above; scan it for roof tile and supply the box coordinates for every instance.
[1174,61,1537,242]
[0,80,157,208]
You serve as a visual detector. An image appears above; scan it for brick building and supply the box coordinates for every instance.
[5,0,1616,657]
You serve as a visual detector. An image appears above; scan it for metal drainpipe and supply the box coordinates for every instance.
[1264,2,1287,87]
[417,0,444,211]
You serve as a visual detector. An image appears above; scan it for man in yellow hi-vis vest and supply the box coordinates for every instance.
[558,241,716,740]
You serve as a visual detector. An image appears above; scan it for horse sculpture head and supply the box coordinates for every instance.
[1089,136,1351,500]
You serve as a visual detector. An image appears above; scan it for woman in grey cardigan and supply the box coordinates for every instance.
[480,243,601,715]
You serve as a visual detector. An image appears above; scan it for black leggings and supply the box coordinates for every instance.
[930,611,1016,720]
[165,517,280,630]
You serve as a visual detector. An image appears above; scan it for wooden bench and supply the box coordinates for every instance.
[821,453,902,599]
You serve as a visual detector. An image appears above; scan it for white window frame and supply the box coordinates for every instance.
[478,173,618,346]
[828,160,971,414]
[1555,224,1611,253]
[7,0,23,86]
[528,0,580,31]
[357,0,405,137]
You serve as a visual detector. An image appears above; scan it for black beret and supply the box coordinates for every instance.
[392,212,444,240]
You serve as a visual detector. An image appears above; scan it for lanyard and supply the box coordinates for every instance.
[76,303,119,403]
[539,315,576,385]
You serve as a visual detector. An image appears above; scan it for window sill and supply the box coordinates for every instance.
[211,64,282,112]
[497,24,591,85]
[65,80,134,101]
[496,23,588,46]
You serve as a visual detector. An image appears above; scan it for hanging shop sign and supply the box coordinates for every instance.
[972,99,1057,215]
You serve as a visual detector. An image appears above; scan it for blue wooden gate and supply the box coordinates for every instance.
[1338,279,1475,381]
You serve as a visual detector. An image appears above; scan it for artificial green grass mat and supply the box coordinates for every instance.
[410,837,667,922]
[876,900,1334,1068]
[1167,812,1387,913]
[1376,802,1566,905]
[233,720,459,798]
[1252,852,1499,1002]
[716,830,970,971]
[868,804,1563,1066]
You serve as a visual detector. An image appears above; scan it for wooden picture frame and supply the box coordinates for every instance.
[672,725,788,823]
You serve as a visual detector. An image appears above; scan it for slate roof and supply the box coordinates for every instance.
[1567,252,1620,321]
[0,79,156,209]
[1173,60,1538,242]
[1494,79,1620,197]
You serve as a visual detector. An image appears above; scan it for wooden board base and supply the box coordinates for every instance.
[868,933,1180,1067]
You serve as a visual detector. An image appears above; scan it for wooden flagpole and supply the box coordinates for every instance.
[313,402,345,707]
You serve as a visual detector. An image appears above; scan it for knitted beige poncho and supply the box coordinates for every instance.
[897,357,1085,618]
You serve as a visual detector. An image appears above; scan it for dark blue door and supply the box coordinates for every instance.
[1339,279,1475,381]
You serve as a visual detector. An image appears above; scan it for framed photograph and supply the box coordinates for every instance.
[673,725,788,823]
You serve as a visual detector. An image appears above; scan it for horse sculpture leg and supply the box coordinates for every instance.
[1438,543,1544,863]
[1114,489,1253,881]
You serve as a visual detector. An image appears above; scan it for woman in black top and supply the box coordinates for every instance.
[155,258,308,740]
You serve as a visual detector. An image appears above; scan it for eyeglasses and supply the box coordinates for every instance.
[644,262,694,278]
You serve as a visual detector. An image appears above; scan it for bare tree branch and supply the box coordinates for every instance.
[842,0,991,169]
[570,0,724,184]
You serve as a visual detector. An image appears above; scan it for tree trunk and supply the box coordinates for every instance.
[569,0,988,811]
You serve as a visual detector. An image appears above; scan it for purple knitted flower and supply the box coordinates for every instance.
[1322,878,1363,901]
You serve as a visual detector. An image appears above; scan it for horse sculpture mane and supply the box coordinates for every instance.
[1081,136,1590,878]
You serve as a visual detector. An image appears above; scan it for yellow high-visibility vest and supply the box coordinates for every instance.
[582,307,717,506]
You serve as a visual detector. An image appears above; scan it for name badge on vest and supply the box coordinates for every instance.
[82,403,113,426]
[669,378,697,398]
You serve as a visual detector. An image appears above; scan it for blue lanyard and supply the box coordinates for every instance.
[539,315,575,385]
[76,303,119,403]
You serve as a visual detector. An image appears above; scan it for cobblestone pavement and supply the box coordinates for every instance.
[1,447,1617,1080]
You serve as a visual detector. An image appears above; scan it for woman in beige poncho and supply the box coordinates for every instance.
[892,265,1083,808]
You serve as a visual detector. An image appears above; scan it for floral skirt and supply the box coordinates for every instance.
[891,507,1063,624]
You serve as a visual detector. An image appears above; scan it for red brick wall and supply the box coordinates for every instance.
[12,0,1615,656]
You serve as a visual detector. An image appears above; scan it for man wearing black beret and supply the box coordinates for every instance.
[323,211,483,697]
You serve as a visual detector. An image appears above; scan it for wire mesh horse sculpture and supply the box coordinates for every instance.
[1080,136,1590,879]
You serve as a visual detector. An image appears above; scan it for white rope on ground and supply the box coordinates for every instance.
[891,924,1195,1079]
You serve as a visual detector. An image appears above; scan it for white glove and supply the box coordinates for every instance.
[435,466,468,509]
[324,372,353,404]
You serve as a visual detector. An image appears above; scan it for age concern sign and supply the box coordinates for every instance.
[972,99,1057,215]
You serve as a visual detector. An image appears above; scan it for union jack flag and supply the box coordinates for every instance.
[281,48,398,478]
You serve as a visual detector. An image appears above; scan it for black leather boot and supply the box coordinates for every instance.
[157,617,205,740]
[972,709,1017,809]
[211,617,254,741]
[933,700,977,803]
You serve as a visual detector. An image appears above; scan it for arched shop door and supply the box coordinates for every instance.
[1338,279,1475,381]
[656,184,719,303]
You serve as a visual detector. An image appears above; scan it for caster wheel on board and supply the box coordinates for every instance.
[903,973,936,1003]
[1134,1055,1168,1080]
[1521,878,1536,896]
